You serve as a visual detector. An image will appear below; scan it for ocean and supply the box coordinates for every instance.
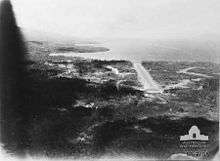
[50,38,220,63]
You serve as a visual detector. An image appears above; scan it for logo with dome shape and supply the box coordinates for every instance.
[180,125,208,141]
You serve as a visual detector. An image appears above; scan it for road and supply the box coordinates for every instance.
[133,62,163,93]
[177,67,212,78]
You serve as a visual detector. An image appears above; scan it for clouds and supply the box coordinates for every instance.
[11,0,220,38]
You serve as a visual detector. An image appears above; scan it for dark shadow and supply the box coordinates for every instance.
[0,0,31,156]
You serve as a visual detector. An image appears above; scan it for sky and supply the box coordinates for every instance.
[11,0,220,39]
